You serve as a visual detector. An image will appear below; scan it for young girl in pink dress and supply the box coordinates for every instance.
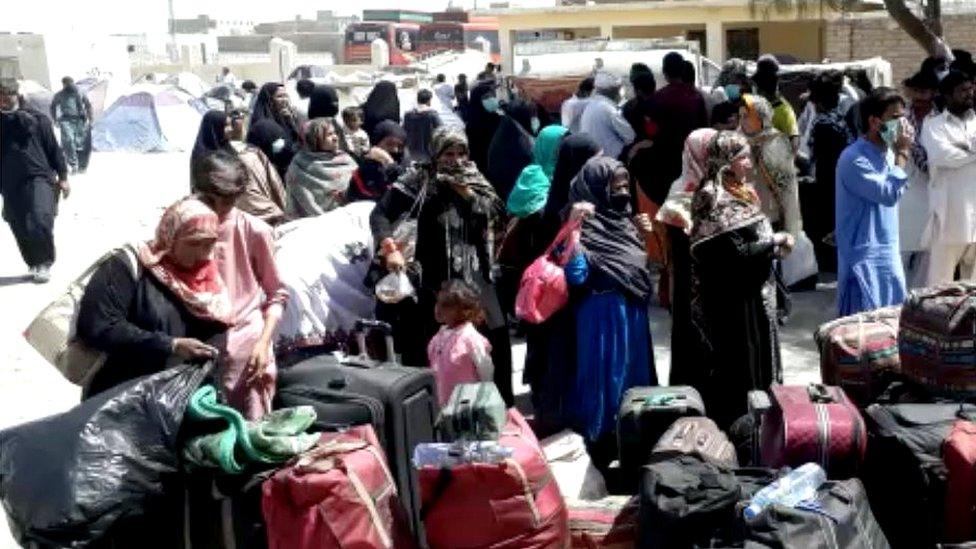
[194,150,289,419]
[427,281,495,405]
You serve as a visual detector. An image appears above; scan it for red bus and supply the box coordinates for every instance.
[417,21,500,63]
[344,22,420,65]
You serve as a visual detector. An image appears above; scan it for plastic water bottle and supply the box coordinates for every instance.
[413,441,513,468]
[744,463,827,520]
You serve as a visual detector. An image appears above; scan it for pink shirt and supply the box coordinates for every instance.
[427,322,493,406]
[214,208,289,419]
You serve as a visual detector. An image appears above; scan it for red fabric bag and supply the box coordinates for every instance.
[515,219,580,324]
[943,419,976,543]
[419,409,570,549]
[261,426,413,549]
[759,384,867,479]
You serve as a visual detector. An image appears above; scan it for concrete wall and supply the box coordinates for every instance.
[825,12,976,85]
[754,21,823,63]
[0,33,130,88]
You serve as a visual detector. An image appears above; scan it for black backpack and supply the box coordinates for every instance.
[639,454,780,549]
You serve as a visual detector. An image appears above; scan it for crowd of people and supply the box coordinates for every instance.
[2,48,976,457]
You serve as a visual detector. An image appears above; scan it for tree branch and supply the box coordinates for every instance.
[883,0,943,55]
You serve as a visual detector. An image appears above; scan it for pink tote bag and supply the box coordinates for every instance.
[515,219,581,324]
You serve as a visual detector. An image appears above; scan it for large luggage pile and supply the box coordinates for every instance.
[6,277,976,549]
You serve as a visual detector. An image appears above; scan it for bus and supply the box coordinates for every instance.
[417,21,500,63]
[344,21,421,65]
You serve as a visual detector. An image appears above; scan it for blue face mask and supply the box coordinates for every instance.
[725,84,741,102]
[482,96,500,113]
[530,117,540,134]
[880,118,900,148]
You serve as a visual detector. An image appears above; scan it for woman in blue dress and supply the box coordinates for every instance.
[564,156,657,447]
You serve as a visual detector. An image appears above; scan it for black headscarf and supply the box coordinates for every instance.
[569,156,651,302]
[465,79,502,173]
[370,119,407,146]
[191,110,229,167]
[546,133,602,221]
[504,99,537,136]
[250,82,299,143]
[362,81,400,139]
[308,85,340,119]
[486,114,534,201]
[247,118,295,180]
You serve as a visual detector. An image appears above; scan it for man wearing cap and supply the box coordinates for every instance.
[899,70,939,287]
[0,78,69,283]
[579,71,635,160]
[920,70,976,285]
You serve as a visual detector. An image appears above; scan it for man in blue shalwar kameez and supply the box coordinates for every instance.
[835,88,913,316]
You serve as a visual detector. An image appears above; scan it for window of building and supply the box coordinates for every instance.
[726,28,759,60]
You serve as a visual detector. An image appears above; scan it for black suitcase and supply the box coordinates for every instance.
[618,386,706,482]
[744,478,890,549]
[862,403,976,549]
[274,320,438,542]
[180,470,270,549]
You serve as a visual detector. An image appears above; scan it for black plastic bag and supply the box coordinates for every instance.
[0,362,211,547]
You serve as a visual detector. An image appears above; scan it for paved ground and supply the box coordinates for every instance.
[0,151,836,547]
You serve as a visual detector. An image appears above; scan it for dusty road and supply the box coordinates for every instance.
[0,151,833,547]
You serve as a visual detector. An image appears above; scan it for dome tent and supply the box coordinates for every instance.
[92,85,207,153]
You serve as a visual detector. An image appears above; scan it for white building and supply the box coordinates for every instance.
[0,32,131,88]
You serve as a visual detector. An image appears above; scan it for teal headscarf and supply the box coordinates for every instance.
[507,125,568,218]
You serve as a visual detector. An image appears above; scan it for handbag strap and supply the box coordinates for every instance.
[545,218,582,261]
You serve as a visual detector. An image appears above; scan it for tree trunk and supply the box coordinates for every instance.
[883,0,945,56]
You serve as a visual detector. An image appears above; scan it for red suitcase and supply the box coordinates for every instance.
[943,420,976,543]
[418,409,570,549]
[757,384,867,478]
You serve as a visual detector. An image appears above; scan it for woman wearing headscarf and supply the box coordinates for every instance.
[361,81,401,139]
[250,82,300,145]
[191,110,231,175]
[76,197,230,398]
[369,127,514,405]
[545,133,603,234]
[486,99,538,201]
[225,110,288,225]
[285,118,358,218]
[497,124,568,314]
[739,94,802,236]
[347,120,408,203]
[563,157,656,448]
[520,131,602,431]
[465,79,503,174]
[689,131,794,429]
[247,118,296,182]
[195,151,289,420]
[308,84,350,154]
[656,128,717,387]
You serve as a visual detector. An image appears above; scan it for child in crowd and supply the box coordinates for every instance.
[427,281,495,405]
[341,106,371,157]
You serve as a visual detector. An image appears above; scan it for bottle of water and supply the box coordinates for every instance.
[413,441,513,468]
[744,463,827,520]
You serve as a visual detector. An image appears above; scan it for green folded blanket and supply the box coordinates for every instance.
[183,386,319,474]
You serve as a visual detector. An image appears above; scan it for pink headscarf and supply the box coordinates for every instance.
[656,128,719,232]
[136,197,233,324]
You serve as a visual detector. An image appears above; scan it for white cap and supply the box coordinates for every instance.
[594,71,621,92]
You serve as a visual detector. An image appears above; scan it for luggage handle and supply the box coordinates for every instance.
[807,384,835,404]
[350,319,397,367]
[641,393,688,408]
